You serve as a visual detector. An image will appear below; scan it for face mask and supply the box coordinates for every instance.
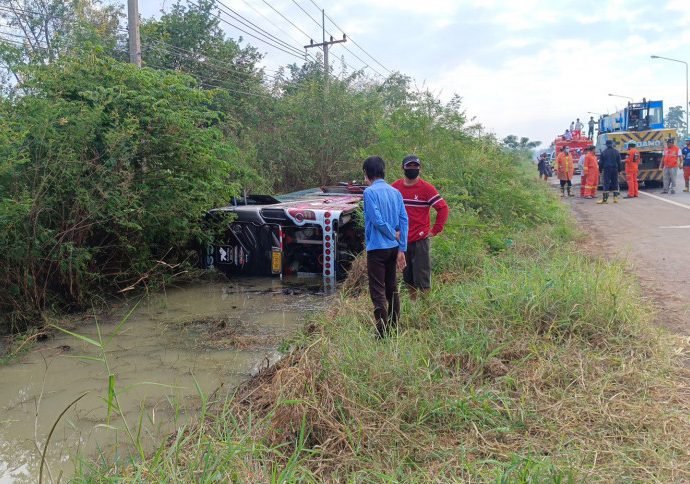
[404,168,420,179]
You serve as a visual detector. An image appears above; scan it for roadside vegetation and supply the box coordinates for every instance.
[88,119,689,481]
[1,1,688,480]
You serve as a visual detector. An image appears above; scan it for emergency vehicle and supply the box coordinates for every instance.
[203,185,365,292]
[596,99,677,184]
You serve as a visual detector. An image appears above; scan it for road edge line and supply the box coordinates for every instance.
[638,190,690,211]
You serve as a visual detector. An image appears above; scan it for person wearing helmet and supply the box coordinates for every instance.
[598,139,622,204]
[660,138,681,194]
[624,141,640,198]
[682,137,690,192]
[556,146,574,197]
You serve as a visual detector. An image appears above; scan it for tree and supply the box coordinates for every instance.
[503,135,541,150]
[0,54,261,328]
[666,105,687,136]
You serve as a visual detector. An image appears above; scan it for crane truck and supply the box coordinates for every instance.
[596,99,677,185]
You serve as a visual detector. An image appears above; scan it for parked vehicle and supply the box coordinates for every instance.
[203,184,365,291]
[595,99,677,185]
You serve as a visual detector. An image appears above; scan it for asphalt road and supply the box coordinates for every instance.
[553,170,690,335]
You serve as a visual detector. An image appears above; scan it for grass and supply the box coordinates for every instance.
[76,153,690,482]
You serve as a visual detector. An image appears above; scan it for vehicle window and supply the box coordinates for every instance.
[648,107,662,126]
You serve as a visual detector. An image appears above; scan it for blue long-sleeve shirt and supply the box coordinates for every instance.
[363,179,408,252]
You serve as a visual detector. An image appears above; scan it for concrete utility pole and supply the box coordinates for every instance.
[127,0,142,67]
[304,9,346,95]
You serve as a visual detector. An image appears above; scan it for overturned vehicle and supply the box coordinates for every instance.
[203,185,365,290]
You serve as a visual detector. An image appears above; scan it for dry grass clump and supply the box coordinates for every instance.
[214,247,690,482]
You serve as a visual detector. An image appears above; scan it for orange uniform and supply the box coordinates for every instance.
[662,145,681,168]
[556,153,574,180]
[625,148,640,197]
[583,153,599,197]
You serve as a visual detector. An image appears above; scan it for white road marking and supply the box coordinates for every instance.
[659,225,690,229]
[638,190,690,210]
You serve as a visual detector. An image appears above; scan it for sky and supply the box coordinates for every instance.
[136,0,690,146]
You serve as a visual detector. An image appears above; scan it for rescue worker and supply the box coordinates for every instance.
[682,137,690,192]
[582,145,599,199]
[624,141,640,198]
[597,139,622,204]
[660,137,681,194]
[576,148,586,196]
[556,146,574,197]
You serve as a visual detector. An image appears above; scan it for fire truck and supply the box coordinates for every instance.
[596,99,677,185]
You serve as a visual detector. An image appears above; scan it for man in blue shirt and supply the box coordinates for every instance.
[362,156,409,338]
[682,137,690,192]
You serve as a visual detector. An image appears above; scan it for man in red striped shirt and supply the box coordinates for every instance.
[392,155,449,298]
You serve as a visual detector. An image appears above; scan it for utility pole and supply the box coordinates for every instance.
[304,9,346,95]
[127,0,142,67]
[303,10,347,185]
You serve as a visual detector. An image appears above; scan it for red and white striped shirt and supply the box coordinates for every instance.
[391,178,449,243]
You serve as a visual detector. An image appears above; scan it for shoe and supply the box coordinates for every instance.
[662,191,668,194]
[613,196,619,203]
[684,188,689,192]
[597,199,607,204]
[623,195,633,199]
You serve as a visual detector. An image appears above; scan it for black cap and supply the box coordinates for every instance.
[402,154,421,167]
[605,139,614,146]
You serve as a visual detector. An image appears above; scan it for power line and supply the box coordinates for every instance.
[290,0,383,77]
[307,0,391,74]
[236,0,317,62]
[186,0,305,60]
[290,0,320,30]
[214,0,305,57]
[143,36,277,83]
[142,56,275,99]
[259,0,312,42]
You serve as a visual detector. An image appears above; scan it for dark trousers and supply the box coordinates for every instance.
[367,247,400,338]
[588,128,594,139]
[602,166,619,194]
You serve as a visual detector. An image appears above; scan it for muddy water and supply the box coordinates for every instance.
[0,279,325,483]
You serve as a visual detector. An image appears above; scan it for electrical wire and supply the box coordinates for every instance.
[306,0,391,74]
[143,36,277,82]
[290,0,383,77]
[214,0,305,57]
[236,0,317,62]
[186,0,306,60]
[259,0,312,41]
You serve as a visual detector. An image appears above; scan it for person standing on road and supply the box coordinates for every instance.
[582,145,599,199]
[624,141,640,198]
[598,139,622,204]
[577,148,586,196]
[537,152,549,181]
[362,156,408,338]
[556,146,574,197]
[588,116,596,139]
[682,137,690,192]
[660,138,681,194]
[392,155,449,300]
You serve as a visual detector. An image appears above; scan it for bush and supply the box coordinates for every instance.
[0,54,259,331]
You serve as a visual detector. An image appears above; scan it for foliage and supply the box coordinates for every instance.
[502,134,542,150]
[666,105,687,137]
[88,150,690,483]
[0,54,258,331]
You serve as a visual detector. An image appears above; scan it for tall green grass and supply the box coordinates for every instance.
[80,157,690,481]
